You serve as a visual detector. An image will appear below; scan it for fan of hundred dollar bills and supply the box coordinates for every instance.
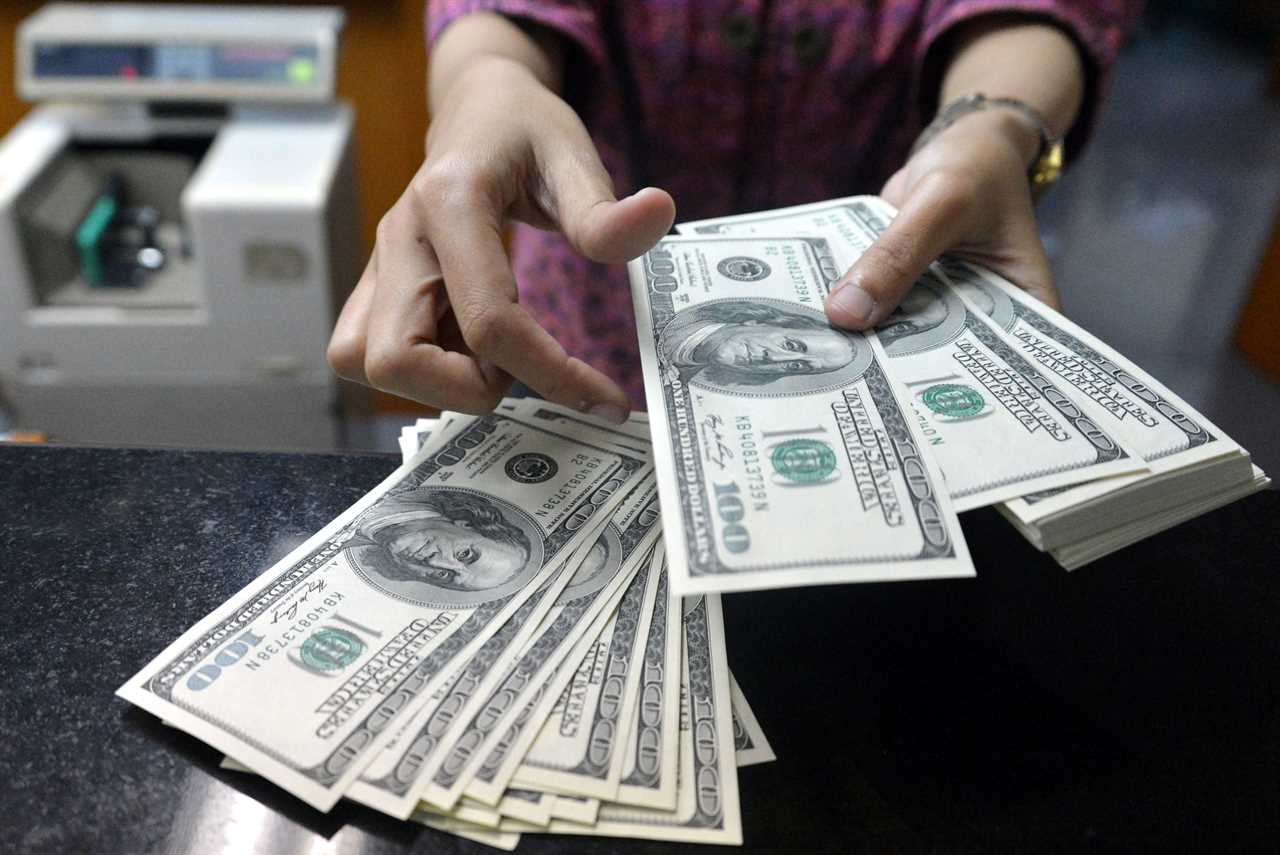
[118,195,1265,850]
[122,400,769,849]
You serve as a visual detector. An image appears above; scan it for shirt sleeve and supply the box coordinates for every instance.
[425,0,606,67]
[917,1,1146,160]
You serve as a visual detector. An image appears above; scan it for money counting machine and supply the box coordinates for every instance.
[0,4,364,449]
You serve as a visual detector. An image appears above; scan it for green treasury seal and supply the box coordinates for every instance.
[300,628,365,672]
[770,439,837,484]
[921,383,986,419]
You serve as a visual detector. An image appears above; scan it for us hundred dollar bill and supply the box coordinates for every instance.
[729,671,775,767]
[414,812,520,851]
[628,234,974,595]
[425,789,554,829]
[345,538,583,818]
[540,594,743,845]
[502,395,675,811]
[934,258,1247,522]
[843,196,1249,521]
[399,416,441,464]
[613,549,682,809]
[352,423,655,817]
[489,788,555,826]
[678,199,1146,510]
[417,795,503,828]
[117,411,648,811]
[511,538,664,800]
[456,561,633,809]
[503,399,652,456]
[416,475,663,810]
[220,757,558,827]
[222,574,755,810]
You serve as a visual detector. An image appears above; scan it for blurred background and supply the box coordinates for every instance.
[0,0,1277,473]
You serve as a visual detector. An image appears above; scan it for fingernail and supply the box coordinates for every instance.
[587,403,629,425]
[829,283,876,326]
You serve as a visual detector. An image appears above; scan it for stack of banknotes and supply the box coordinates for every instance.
[120,401,771,850]
[117,194,1267,849]
[654,196,1267,578]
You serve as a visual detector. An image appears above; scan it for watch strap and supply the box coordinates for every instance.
[913,93,1064,197]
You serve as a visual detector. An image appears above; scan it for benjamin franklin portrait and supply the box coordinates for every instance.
[657,298,872,396]
[349,487,544,607]
[874,276,968,357]
[555,525,623,606]
[950,269,1017,331]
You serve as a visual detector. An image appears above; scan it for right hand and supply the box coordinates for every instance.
[327,56,675,423]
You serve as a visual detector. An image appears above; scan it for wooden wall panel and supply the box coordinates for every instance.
[1236,207,1280,382]
[0,2,45,137]
[330,0,428,255]
[1239,29,1280,379]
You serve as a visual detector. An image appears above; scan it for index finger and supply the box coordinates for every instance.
[362,198,510,413]
[423,196,632,424]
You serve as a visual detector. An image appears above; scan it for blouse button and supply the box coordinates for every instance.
[791,23,829,66]
[721,12,759,52]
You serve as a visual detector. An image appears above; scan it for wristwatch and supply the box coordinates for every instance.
[912,92,1065,198]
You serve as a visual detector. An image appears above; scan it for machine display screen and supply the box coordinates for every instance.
[32,41,319,86]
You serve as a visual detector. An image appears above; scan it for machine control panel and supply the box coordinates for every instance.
[32,41,321,87]
[18,4,343,103]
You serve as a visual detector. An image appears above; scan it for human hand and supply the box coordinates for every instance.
[825,108,1060,329]
[327,56,674,423]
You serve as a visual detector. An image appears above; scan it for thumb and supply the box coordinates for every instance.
[574,186,677,264]
[826,180,968,329]
[542,142,675,263]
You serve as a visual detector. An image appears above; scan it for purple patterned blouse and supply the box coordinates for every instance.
[426,0,1143,402]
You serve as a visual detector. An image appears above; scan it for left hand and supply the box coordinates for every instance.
[825,108,1060,329]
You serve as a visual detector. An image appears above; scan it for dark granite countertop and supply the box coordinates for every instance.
[1,443,1277,855]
